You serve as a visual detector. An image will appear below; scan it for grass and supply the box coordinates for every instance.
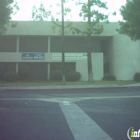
[0,80,139,87]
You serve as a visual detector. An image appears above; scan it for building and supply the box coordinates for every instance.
[0,21,140,81]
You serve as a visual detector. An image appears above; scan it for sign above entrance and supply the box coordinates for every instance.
[22,53,45,60]
[53,53,87,60]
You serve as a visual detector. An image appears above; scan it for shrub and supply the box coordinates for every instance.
[50,70,62,81]
[19,64,30,80]
[7,64,16,72]
[102,74,116,81]
[66,71,81,81]
[65,65,75,74]
[134,73,140,81]
[51,63,62,71]
[51,63,75,73]
[0,64,6,80]
[4,71,19,82]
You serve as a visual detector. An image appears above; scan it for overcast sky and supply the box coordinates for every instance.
[11,0,126,21]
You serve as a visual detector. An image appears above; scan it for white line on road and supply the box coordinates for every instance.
[0,95,140,103]
[93,95,140,99]
[59,103,113,140]
[62,101,70,105]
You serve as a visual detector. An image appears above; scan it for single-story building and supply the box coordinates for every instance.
[0,21,140,81]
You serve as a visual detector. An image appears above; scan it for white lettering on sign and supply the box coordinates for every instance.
[53,53,87,60]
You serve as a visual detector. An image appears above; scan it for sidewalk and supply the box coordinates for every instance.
[0,83,140,91]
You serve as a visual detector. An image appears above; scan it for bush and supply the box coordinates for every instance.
[19,64,30,80]
[4,71,19,82]
[134,73,140,81]
[7,64,16,72]
[65,65,75,74]
[0,64,7,80]
[66,71,81,81]
[102,74,116,81]
[50,70,62,81]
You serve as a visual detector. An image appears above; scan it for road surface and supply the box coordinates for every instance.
[0,87,140,140]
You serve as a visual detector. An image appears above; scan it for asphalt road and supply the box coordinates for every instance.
[0,87,140,140]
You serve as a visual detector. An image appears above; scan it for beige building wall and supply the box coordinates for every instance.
[76,61,88,81]
[1,21,140,81]
[92,53,103,80]
[5,21,119,36]
[76,53,103,81]
[108,35,140,80]
[0,52,103,81]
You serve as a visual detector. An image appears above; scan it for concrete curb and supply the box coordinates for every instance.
[0,85,140,91]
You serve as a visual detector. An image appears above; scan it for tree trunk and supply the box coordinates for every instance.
[87,35,94,82]
[87,0,94,82]
[61,0,66,84]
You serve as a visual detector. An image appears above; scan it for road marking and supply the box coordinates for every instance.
[0,95,140,103]
[93,95,140,99]
[59,103,113,140]
[0,98,35,101]
[62,101,70,105]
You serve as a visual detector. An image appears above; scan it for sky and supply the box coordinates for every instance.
[11,0,126,22]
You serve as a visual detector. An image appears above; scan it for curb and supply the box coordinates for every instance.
[0,85,140,92]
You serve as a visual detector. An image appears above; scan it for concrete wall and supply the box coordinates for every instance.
[107,35,140,80]
[92,53,103,80]
[5,21,119,36]
[0,52,103,81]
[76,61,88,81]
[51,37,101,53]
[76,53,103,81]
[2,21,140,81]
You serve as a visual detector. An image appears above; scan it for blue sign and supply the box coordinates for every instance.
[22,53,45,60]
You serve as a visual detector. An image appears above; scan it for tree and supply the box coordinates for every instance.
[117,0,140,41]
[32,0,72,84]
[0,0,19,34]
[72,0,110,82]
[32,3,51,21]
[51,1,73,84]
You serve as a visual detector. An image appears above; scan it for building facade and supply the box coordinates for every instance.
[0,21,140,81]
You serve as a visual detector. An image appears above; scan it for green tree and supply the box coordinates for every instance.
[32,0,73,84]
[32,3,51,21]
[0,0,19,34]
[72,0,110,82]
[117,0,140,41]
[51,0,73,84]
